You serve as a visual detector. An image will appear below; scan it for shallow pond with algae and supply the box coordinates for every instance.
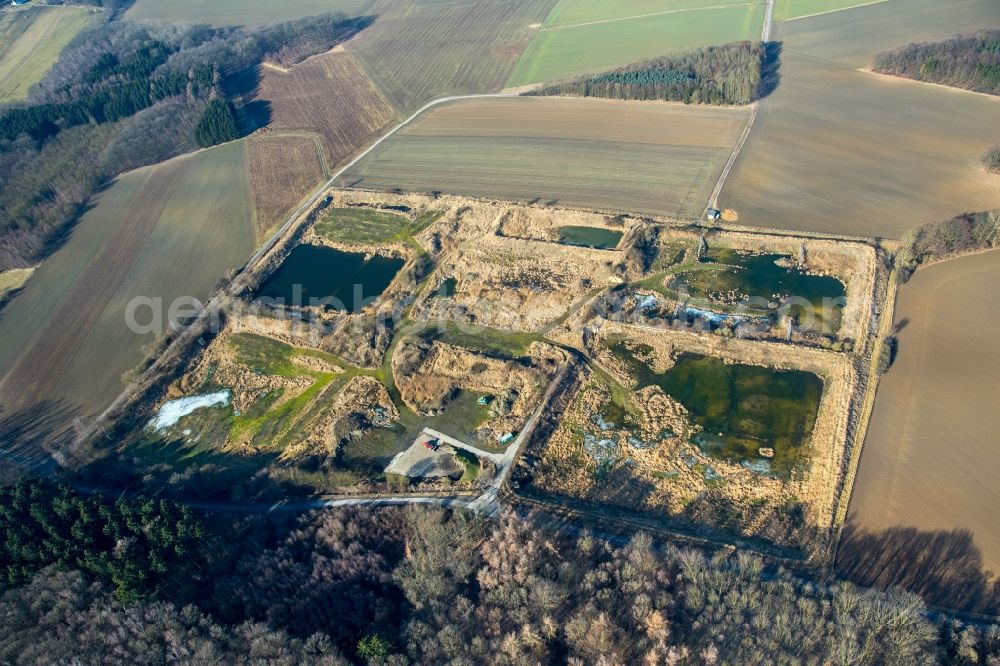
[609,341,823,478]
[557,225,623,249]
[670,248,846,332]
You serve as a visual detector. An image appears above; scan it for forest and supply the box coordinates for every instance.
[528,41,771,106]
[873,29,1000,95]
[0,13,369,272]
[1,478,999,664]
[898,209,1000,281]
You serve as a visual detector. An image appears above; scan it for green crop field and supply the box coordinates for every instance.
[337,97,751,219]
[0,6,96,103]
[542,0,754,27]
[777,0,887,21]
[507,2,765,86]
[124,0,378,26]
[347,0,556,114]
[0,141,255,437]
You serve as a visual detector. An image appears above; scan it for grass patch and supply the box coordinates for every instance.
[0,6,97,103]
[413,322,542,359]
[453,448,481,483]
[315,207,443,256]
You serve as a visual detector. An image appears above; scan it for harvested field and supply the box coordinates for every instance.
[0,142,255,447]
[841,251,1000,610]
[246,135,325,237]
[347,0,556,113]
[251,51,396,173]
[124,0,378,26]
[719,0,1000,238]
[776,0,1000,68]
[507,2,765,86]
[338,96,752,219]
[0,6,95,103]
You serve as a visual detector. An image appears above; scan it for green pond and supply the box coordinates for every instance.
[256,244,404,313]
[671,249,846,331]
[557,225,623,249]
[610,342,823,477]
[435,276,458,297]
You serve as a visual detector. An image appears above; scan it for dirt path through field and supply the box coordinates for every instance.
[0,161,186,416]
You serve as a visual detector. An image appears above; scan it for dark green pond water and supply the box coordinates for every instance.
[435,276,457,298]
[557,225,623,249]
[256,244,404,312]
[611,342,823,477]
[671,249,846,331]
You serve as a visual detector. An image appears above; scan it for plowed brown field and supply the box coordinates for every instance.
[247,135,325,237]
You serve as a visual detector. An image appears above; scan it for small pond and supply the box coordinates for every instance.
[557,225,623,249]
[611,342,823,478]
[256,244,404,313]
[671,249,846,331]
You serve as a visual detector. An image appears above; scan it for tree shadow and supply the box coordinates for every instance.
[0,399,81,481]
[223,66,273,134]
[754,41,783,101]
[836,521,1000,616]
[74,435,322,505]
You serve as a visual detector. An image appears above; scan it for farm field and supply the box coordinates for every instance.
[0,142,255,449]
[506,2,765,86]
[347,0,556,113]
[839,251,1000,613]
[541,0,754,26]
[337,96,751,218]
[252,52,397,171]
[776,0,886,21]
[718,0,1000,238]
[0,6,96,103]
[124,0,378,26]
[776,0,1000,67]
[245,51,397,235]
[246,136,325,237]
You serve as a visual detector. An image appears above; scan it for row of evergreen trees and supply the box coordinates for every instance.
[529,41,768,105]
[874,29,1000,95]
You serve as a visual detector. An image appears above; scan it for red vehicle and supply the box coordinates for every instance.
[422,438,440,451]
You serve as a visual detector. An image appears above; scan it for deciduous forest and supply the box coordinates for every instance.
[2,479,999,664]
[873,29,1000,96]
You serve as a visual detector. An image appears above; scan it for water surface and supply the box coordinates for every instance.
[257,244,404,312]
[557,225,623,249]
[611,342,823,477]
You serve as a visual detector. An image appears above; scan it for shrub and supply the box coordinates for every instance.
[983,145,1000,174]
